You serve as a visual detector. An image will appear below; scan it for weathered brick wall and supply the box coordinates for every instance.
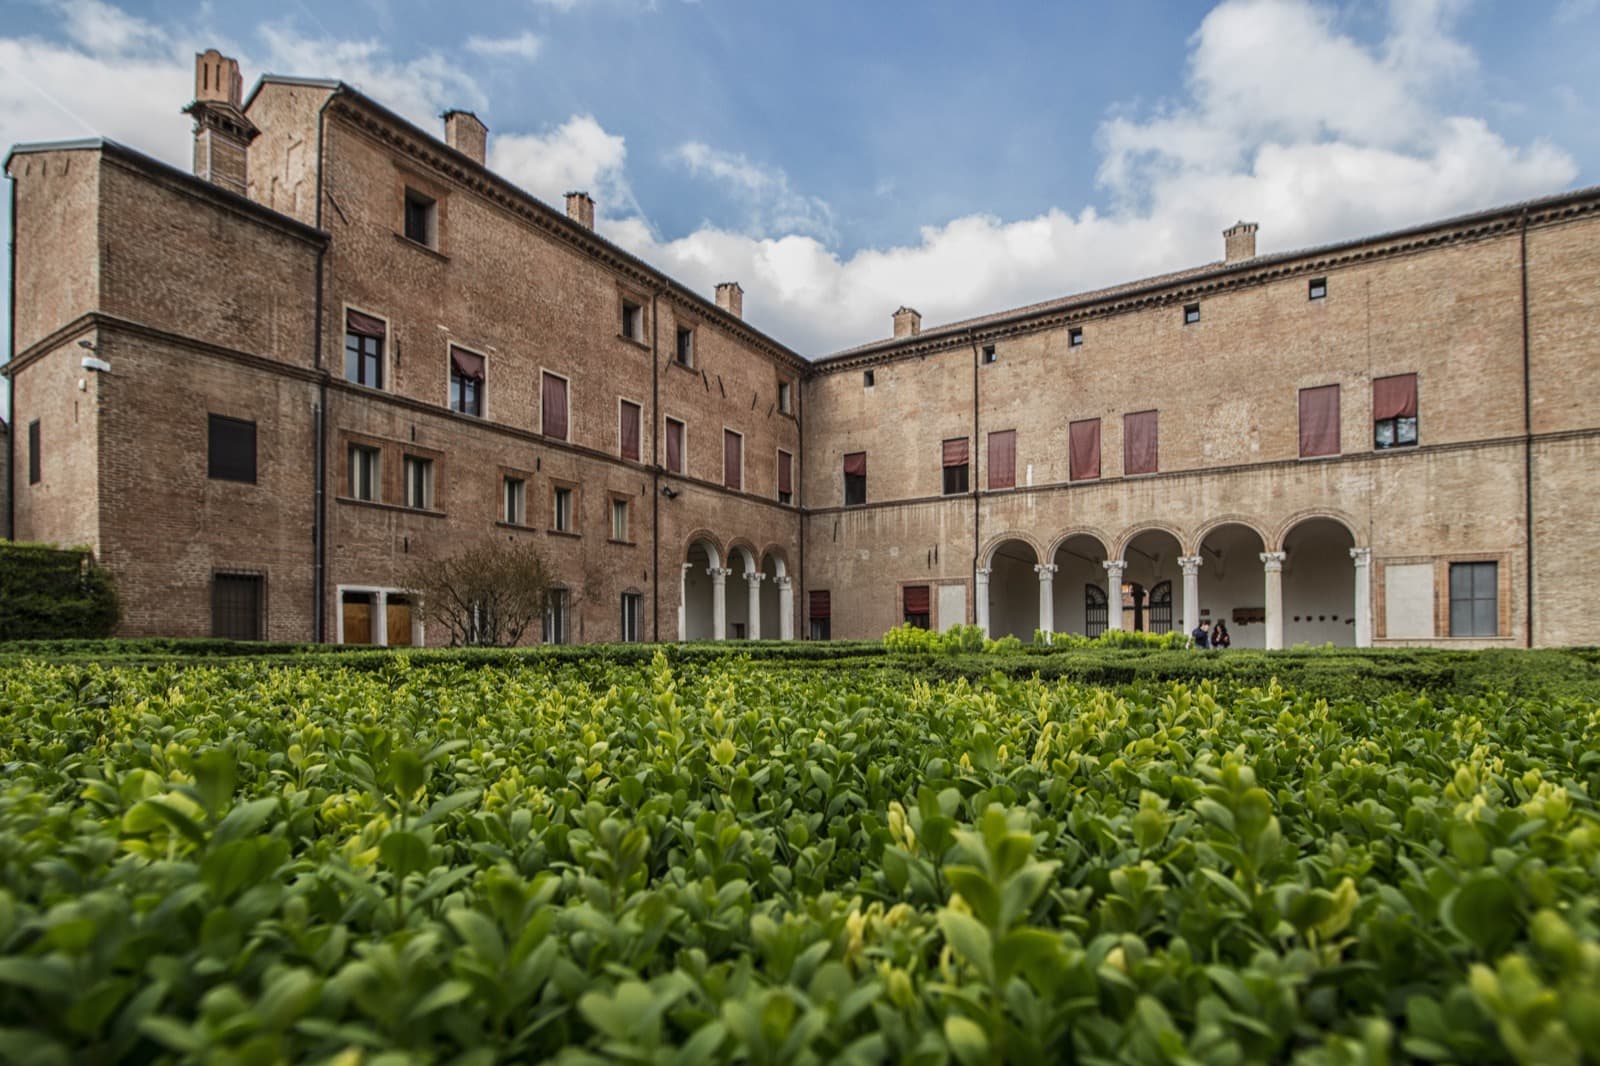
[9,341,100,555]
[7,148,100,353]
[244,81,330,227]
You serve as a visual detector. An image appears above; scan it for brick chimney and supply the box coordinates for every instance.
[893,306,922,339]
[715,282,744,319]
[1224,220,1258,263]
[565,191,595,230]
[443,110,487,165]
[183,49,258,197]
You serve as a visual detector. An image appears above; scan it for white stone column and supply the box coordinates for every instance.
[775,575,794,641]
[1034,563,1058,638]
[1178,556,1203,638]
[374,589,389,647]
[745,572,763,640]
[1261,551,1286,650]
[1103,560,1127,630]
[678,563,692,641]
[709,567,730,641]
[1350,547,1373,648]
[975,567,992,634]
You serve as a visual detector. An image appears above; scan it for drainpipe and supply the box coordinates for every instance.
[650,288,661,641]
[968,330,981,625]
[797,370,805,639]
[1519,210,1534,648]
[311,91,336,643]
[6,178,16,541]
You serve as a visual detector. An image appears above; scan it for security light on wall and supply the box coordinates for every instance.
[80,355,111,374]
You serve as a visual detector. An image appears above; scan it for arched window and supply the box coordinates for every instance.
[1085,584,1108,638]
[1148,580,1173,634]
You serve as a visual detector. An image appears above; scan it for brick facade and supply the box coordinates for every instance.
[5,54,1597,647]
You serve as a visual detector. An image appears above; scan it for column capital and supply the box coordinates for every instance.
[745,571,765,587]
[773,575,792,590]
[1349,547,1372,565]
[975,567,992,579]
[1178,555,1203,575]
[1033,563,1059,576]
[708,566,732,580]
[1103,559,1127,575]
[1259,551,1286,572]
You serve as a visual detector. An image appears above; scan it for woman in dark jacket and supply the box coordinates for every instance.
[1211,621,1231,649]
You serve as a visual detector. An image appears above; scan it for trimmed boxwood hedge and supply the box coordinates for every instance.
[0,541,119,640]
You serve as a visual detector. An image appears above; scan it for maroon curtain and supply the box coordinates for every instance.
[449,347,484,380]
[346,310,386,338]
[1373,373,1418,419]
[809,590,831,619]
[541,374,568,441]
[620,401,641,461]
[942,438,969,467]
[666,420,683,472]
[843,452,867,477]
[1069,419,1100,481]
[903,585,930,614]
[724,430,742,490]
[1299,385,1341,457]
[778,451,793,494]
[988,430,1016,489]
[1124,411,1158,475]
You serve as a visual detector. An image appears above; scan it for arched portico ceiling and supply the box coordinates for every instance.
[758,546,789,577]
[1046,527,1113,561]
[684,531,724,570]
[1113,522,1186,562]
[1271,509,1364,552]
[980,532,1043,568]
[1190,515,1270,556]
[725,540,759,574]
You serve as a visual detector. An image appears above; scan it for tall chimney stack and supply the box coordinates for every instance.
[715,282,744,319]
[565,191,595,230]
[1223,220,1258,263]
[183,49,258,197]
[893,306,922,339]
[444,110,487,165]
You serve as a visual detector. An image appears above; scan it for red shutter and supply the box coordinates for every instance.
[1069,418,1101,481]
[449,346,484,381]
[666,420,684,473]
[988,430,1016,489]
[1373,373,1418,420]
[346,309,387,338]
[1299,385,1341,457]
[809,590,831,619]
[542,374,568,441]
[620,401,641,462]
[1124,411,1158,475]
[724,430,742,490]
[942,438,969,467]
[778,451,793,494]
[903,585,930,614]
[843,451,867,477]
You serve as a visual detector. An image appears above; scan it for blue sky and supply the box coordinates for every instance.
[3,0,1599,393]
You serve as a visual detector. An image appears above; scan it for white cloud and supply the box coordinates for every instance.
[668,141,836,243]
[488,115,633,212]
[464,32,542,61]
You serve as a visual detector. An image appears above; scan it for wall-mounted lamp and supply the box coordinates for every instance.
[80,355,111,374]
[660,486,680,499]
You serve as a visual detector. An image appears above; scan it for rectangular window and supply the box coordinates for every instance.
[1069,418,1101,481]
[403,188,436,246]
[981,345,997,365]
[808,590,831,640]
[675,326,694,366]
[611,497,629,542]
[553,486,573,533]
[665,417,686,474]
[211,573,264,641]
[622,300,644,342]
[1449,561,1498,637]
[450,347,484,417]
[341,591,375,645]
[863,370,875,388]
[903,585,931,630]
[348,445,380,501]
[1374,373,1419,449]
[541,371,569,441]
[1299,384,1341,458]
[207,414,257,483]
[620,592,642,642]
[1183,303,1200,325]
[723,429,743,491]
[777,449,794,504]
[1124,410,1159,475]
[504,477,525,525]
[1309,277,1327,300]
[344,310,386,389]
[618,400,642,462]
[403,456,433,510]
[843,451,867,506]
[987,430,1016,490]
[1068,326,1084,347]
[778,381,793,414]
[543,588,569,645]
[28,420,40,485]
[942,437,969,495]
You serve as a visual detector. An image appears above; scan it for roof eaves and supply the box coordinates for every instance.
[242,74,342,113]
[4,137,107,173]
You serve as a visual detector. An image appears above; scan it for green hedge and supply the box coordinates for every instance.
[0,541,119,640]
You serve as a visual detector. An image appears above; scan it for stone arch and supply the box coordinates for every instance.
[1111,521,1188,563]
[1047,528,1114,638]
[682,530,724,571]
[758,547,791,640]
[725,539,760,575]
[757,544,789,578]
[1270,509,1364,552]
[1044,526,1114,561]
[1188,514,1272,556]
[723,540,761,639]
[681,534,725,641]
[1278,514,1360,647]
[980,530,1045,568]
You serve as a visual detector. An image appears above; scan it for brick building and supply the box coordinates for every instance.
[5,51,1598,648]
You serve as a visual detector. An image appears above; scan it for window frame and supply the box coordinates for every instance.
[539,368,571,442]
[211,571,266,641]
[675,325,695,367]
[777,379,793,415]
[403,187,438,248]
[863,369,875,388]
[618,397,644,463]
[1068,326,1084,348]
[722,427,745,492]
[663,415,687,475]
[207,413,258,484]
[543,587,570,645]
[1183,303,1201,325]
[843,452,867,507]
[620,591,643,642]
[620,295,646,344]
[28,419,41,485]
[336,584,424,647]
[1373,372,1420,450]
[609,495,631,543]
[347,443,381,502]
[981,344,997,365]
[1309,277,1328,300]
[342,305,390,391]
[402,454,434,511]
[776,448,794,505]
[503,475,526,526]
[902,584,931,630]
[941,437,970,496]
[447,343,487,418]
[1448,561,1500,638]
[551,483,576,535]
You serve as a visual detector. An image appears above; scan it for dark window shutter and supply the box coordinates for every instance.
[620,401,642,462]
[1124,411,1159,475]
[542,374,568,440]
[987,430,1016,489]
[808,590,831,619]
[207,414,257,483]
[1069,419,1100,481]
[1299,385,1341,457]
[28,420,41,484]
[212,573,264,640]
[903,585,931,615]
[1373,373,1418,420]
